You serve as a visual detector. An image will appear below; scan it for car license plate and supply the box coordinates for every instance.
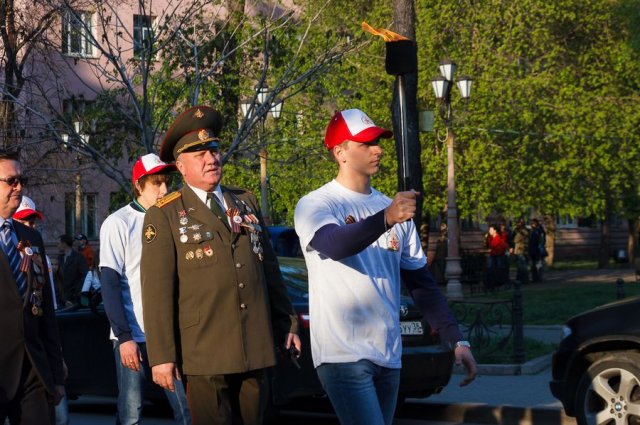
[400,321,423,335]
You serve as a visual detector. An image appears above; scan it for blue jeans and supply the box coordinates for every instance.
[54,395,69,425]
[316,360,400,425]
[113,341,191,425]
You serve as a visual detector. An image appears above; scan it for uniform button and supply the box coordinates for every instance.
[235,262,242,268]
[231,243,236,249]
[240,303,247,309]
[238,282,245,289]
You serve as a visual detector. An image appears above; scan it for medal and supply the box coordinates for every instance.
[193,233,202,241]
[195,249,204,259]
[226,208,241,233]
[185,251,195,260]
[180,234,188,243]
[179,227,187,234]
[245,214,258,224]
[30,289,43,316]
[204,245,213,257]
[387,228,399,251]
[179,217,188,225]
[18,241,32,273]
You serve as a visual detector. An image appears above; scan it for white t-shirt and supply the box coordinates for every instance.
[294,180,426,368]
[99,204,146,342]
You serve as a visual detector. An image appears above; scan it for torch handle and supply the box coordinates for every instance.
[398,75,410,192]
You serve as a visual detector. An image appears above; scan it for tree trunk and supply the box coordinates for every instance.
[629,217,639,263]
[543,214,556,267]
[598,213,611,268]
[391,0,423,232]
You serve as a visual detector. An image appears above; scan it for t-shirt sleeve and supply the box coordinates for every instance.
[399,220,427,270]
[294,194,341,252]
[99,215,127,274]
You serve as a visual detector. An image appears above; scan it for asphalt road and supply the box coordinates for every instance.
[66,396,479,425]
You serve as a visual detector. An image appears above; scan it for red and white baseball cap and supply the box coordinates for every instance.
[324,109,393,150]
[14,196,44,220]
[132,153,176,183]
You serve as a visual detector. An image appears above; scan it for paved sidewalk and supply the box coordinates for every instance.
[401,369,574,425]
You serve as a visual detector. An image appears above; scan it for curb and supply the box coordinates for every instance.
[453,353,553,376]
[399,401,576,425]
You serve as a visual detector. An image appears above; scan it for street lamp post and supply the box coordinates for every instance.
[241,87,282,226]
[61,121,89,236]
[431,60,472,300]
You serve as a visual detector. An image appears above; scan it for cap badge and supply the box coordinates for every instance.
[198,129,211,140]
[194,108,204,118]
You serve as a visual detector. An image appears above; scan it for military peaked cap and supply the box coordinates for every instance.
[159,106,223,162]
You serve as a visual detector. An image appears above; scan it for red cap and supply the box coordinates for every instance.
[13,196,44,220]
[324,109,393,150]
[132,153,176,184]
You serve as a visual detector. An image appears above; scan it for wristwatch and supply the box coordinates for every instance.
[455,340,471,349]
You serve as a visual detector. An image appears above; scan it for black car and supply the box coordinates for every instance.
[549,295,640,425]
[57,257,454,412]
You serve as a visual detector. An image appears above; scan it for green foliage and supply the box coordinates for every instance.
[416,0,640,222]
[52,0,640,225]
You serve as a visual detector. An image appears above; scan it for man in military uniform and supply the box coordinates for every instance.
[140,105,300,425]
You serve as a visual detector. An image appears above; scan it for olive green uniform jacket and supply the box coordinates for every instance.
[140,184,298,375]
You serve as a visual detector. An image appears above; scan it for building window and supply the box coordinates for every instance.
[65,192,97,238]
[556,215,578,229]
[133,15,153,56]
[62,10,94,56]
[62,98,94,119]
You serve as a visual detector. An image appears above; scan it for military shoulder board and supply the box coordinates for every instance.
[155,192,182,208]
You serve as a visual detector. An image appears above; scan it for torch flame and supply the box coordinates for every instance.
[362,21,410,42]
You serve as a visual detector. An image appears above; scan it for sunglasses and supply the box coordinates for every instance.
[0,175,27,187]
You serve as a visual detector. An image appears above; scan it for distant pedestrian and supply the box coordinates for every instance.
[13,196,58,308]
[511,219,530,284]
[484,224,509,290]
[57,234,88,307]
[74,234,95,270]
[529,218,547,282]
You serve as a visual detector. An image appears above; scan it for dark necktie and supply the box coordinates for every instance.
[1,222,27,296]
[208,192,229,228]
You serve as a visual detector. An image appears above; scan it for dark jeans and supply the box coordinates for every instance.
[515,254,529,284]
[486,255,508,290]
[530,255,544,282]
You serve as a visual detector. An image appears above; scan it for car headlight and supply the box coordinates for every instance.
[561,325,572,339]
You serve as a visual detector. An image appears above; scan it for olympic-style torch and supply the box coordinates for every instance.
[362,22,417,191]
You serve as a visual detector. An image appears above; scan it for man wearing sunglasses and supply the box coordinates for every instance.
[0,150,65,424]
